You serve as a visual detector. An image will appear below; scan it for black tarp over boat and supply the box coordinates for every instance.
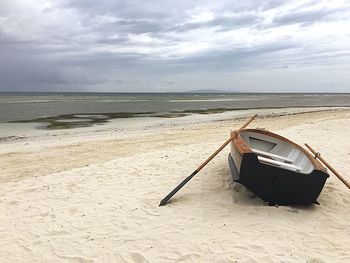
[228,129,329,205]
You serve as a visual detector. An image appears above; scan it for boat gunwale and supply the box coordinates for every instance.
[230,128,327,173]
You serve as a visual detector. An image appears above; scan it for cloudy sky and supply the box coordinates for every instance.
[0,0,350,92]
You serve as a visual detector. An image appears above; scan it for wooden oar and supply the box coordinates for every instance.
[305,143,350,189]
[159,114,257,206]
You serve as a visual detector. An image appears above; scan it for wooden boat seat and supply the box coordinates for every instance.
[251,148,294,164]
[258,156,302,172]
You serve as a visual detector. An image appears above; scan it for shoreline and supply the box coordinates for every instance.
[1,107,350,184]
[0,106,348,139]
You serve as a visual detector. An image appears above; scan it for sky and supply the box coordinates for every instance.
[0,0,350,92]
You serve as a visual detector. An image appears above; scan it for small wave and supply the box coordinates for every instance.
[99,99,150,102]
[168,98,259,102]
[0,100,56,104]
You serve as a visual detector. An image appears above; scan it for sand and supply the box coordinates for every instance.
[0,108,349,262]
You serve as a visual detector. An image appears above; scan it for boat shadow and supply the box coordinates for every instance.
[229,180,266,207]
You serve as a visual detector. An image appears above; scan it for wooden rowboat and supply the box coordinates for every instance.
[160,115,348,207]
[228,129,329,205]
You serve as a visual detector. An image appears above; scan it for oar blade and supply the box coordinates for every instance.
[159,170,198,206]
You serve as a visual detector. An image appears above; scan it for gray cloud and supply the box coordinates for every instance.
[0,0,349,92]
[273,6,348,26]
[172,12,262,33]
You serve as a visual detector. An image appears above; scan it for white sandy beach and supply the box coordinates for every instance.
[0,108,350,262]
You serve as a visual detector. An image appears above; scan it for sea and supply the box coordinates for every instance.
[0,92,349,131]
[1,92,350,121]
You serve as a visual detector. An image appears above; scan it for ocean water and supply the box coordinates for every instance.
[0,92,349,131]
[1,92,350,122]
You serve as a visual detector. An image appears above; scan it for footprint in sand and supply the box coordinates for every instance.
[40,212,49,217]
[8,200,19,206]
[68,207,78,215]
[286,208,299,213]
[24,188,37,193]
[248,244,264,250]
[174,253,200,262]
[67,183,78,193]
[130,252,149,263]
[247,210,258,215]
[306,259,325,263]
[49,230,69,236]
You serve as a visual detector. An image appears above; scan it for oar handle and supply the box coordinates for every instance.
[305,143,350,189]
[239,114,258,130]
[197,114,257,171]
